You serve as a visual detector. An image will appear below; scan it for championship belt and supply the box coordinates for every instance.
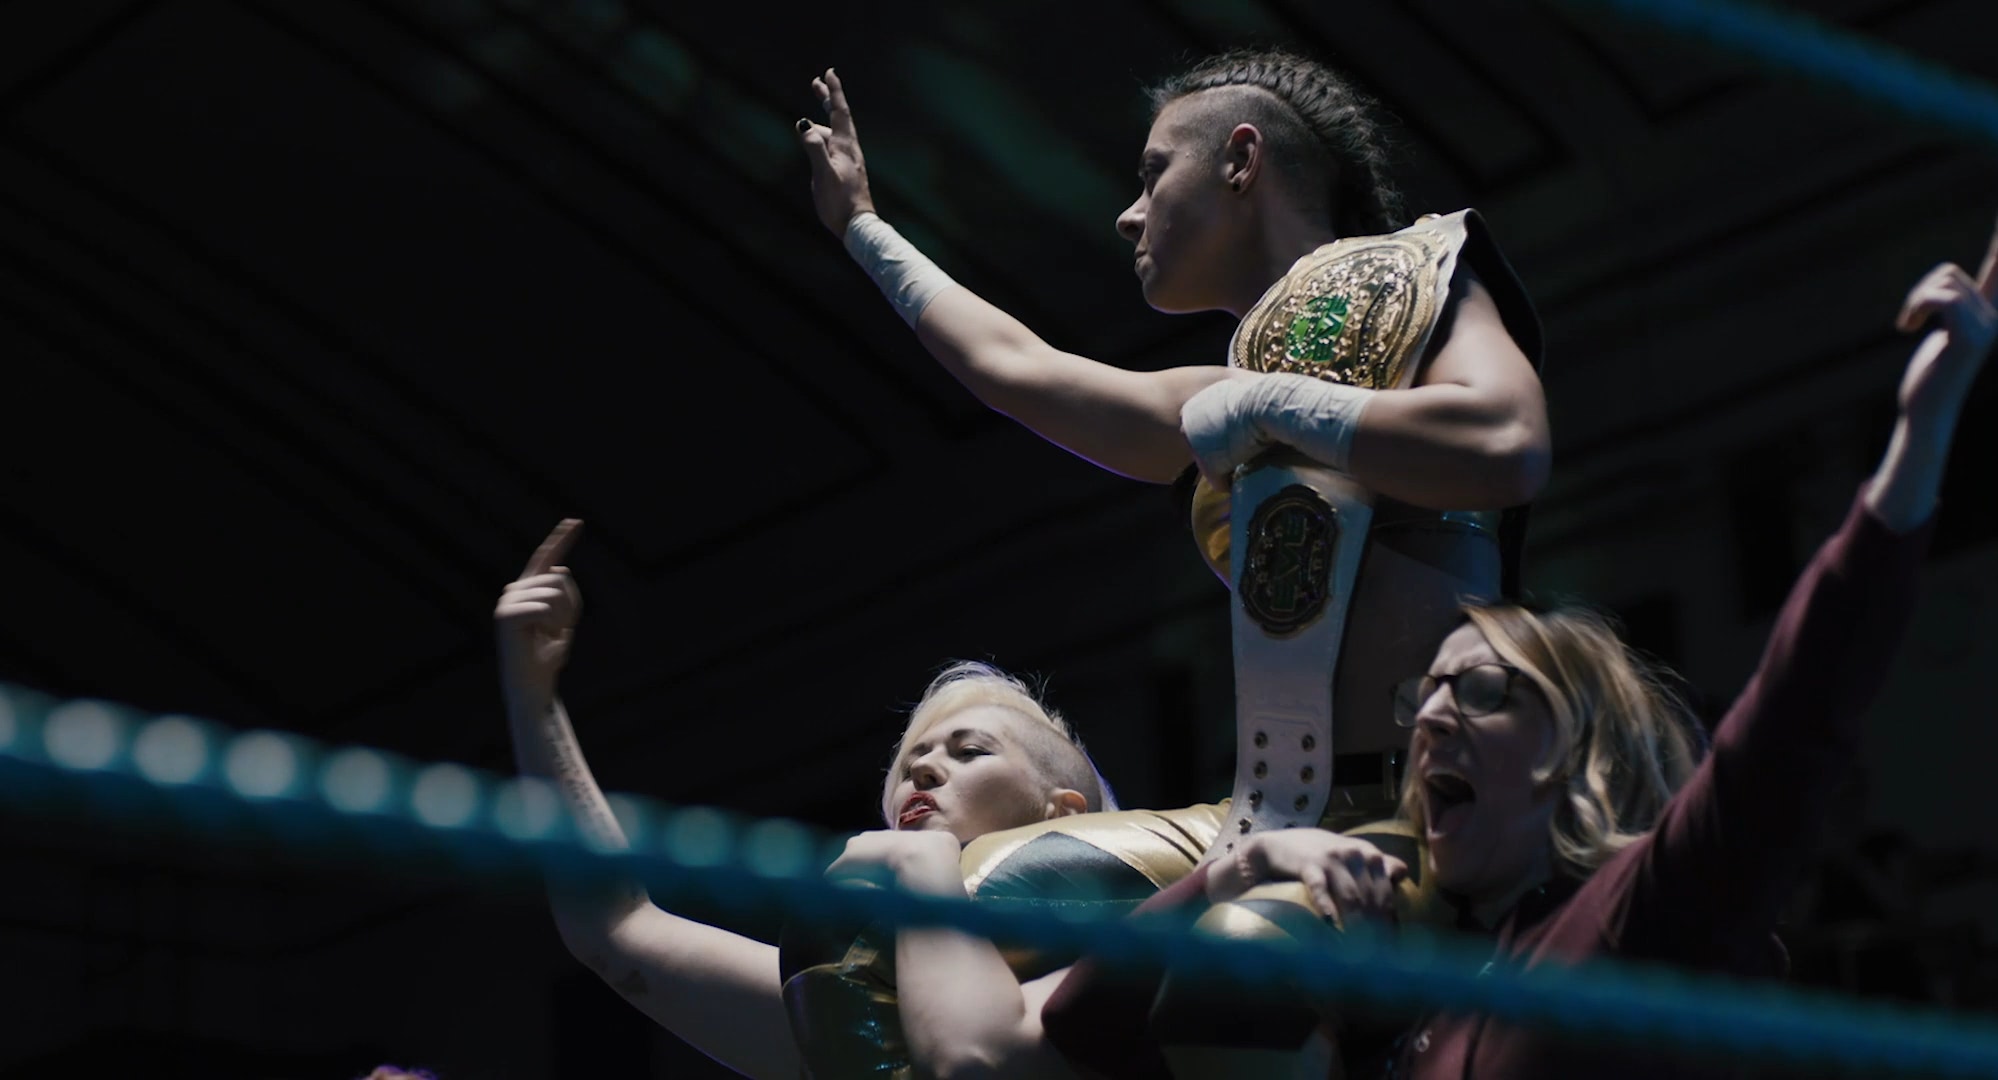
[1206,456,1374,858]
[1201,214,1474,861]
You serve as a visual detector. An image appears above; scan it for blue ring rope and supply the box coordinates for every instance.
[12,8,1998,1073]
[1564,0,1998,149]
[5,685,1998,1076]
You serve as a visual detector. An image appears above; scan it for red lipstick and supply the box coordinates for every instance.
[897,792,939,828]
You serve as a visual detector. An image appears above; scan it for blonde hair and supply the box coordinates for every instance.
[1399,602,1704,877]
[880,661,1116,825]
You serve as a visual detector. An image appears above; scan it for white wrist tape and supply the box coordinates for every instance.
[1181,372,1376,480]
[842,211,957,328]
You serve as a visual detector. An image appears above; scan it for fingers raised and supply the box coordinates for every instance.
[822,68,856,136]
[522,519,582,577]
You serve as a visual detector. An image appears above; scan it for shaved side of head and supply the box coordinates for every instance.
[1167,84,1336,218]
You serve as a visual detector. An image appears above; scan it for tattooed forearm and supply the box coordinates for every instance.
[507,696,650,920]
[541,709,627,850]
[500,669,798,1076]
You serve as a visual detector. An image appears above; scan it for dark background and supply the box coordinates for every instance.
[3,0,1997,1075]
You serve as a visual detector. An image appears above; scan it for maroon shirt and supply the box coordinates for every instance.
[1044,492,1933,1079]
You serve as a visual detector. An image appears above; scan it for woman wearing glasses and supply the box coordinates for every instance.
[1040,223,1998,1079]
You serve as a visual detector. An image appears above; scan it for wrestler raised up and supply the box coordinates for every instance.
[796,53,1545,497]
[798,50,1550,825]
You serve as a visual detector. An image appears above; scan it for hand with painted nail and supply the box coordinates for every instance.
[795,68,877,236]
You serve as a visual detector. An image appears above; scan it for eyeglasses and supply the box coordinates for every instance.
[1391,663,1524,728]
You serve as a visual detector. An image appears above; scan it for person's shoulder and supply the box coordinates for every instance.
[1420,209,1546,367]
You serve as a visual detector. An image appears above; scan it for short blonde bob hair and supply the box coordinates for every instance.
[880,661,1117,826]
[1399,601,1705,877]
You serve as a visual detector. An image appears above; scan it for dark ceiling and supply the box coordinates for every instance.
[3,0,1997,1075]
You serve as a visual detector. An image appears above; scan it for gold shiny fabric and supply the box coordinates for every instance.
[1151,819,1446,1079]
[782,929,911,1080]
[961,802,1228,895]
[782,805,1228,1079]
[1190,211,1500,583]
[779,811,1433,1078]
[1206,819,1447,933]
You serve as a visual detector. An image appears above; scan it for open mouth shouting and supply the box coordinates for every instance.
[1423,765,1477,840]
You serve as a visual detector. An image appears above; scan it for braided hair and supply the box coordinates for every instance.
[1147,48,1406,239]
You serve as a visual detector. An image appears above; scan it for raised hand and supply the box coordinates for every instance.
[1892,216,1998,435]
[494,519,584,705]
[795,68,877,236]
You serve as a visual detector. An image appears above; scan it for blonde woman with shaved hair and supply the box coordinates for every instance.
[877,661,1118,838]
[493,525,1223,1078]
[493,522,1106,1078]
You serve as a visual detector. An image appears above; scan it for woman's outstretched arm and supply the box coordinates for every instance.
[796,70,1546,505]
[1627,220,1995,948]
[497,521,798,1079]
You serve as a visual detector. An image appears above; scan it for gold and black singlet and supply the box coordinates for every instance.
[778,804,1227,1079]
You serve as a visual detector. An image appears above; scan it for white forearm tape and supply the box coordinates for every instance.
[1181,372,1376,479]
[842,211,957,328]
